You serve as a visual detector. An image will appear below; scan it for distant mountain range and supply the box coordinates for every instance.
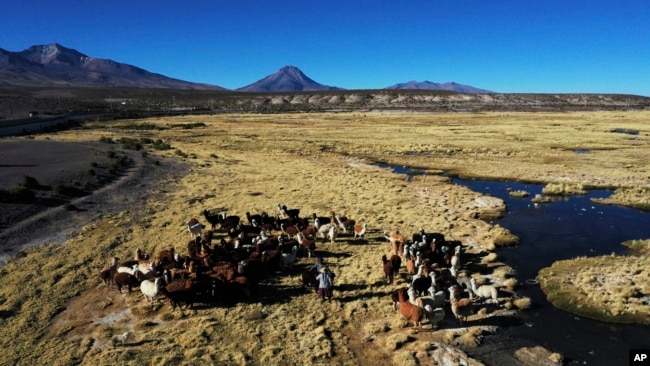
[0,43,492,93]
[0,43,225,90]
[385,80,492,93]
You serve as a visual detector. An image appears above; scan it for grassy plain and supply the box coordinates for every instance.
[0,111,649,365]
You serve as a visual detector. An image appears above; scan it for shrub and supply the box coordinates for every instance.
[87,168,96,176]
[116,155,132,167]
[175,149,188,158]
[152,139,171,150]
[99,136,114,144]
[19,175,40,189]
[118,137,143,151]
[106,151,117,159]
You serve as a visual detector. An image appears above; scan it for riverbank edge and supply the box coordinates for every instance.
[536,254,650,325]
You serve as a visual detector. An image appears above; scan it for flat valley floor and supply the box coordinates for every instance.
[0,111,648,365]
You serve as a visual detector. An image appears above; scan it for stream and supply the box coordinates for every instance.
[377,162,650,365]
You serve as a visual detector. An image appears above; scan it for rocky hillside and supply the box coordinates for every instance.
[0,44,225,90]
[1,87,649,122]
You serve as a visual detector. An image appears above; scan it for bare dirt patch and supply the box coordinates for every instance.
[0,137,187,260]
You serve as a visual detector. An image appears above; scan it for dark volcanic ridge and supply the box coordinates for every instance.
[2,43,491,93]
[237,65,343,92]
[0,43,225,90]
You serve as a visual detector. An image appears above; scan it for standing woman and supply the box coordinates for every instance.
[316,266,335,301]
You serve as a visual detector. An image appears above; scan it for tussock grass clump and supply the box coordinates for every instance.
[542,182,587,195]
[508,190,529,198]
[19,175,40,189]
[470,274,487,286]
[481,252,498,264]
[392,350,418,366]
[513,297,532,310]
[622,239,650,254]
[363,320,391,335]
[531,193,552,204]
[384,333,413,350]
[152,138,172,150]
[503,278,518,291]
[299,325,334,358]
[515,346,563,366]
[452,327,484,347]
[489,225,519,247]
[549,352,564,364]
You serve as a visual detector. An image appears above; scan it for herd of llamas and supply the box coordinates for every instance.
[100,201,512,344]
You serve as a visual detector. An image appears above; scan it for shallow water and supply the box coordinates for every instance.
[377,162,650,365]
[454,178,650,365]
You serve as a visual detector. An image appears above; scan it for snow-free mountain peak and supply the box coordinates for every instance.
[237,66,342,92]
[385,80,492,93]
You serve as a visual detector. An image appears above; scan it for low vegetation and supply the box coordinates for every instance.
[622,239,650,254]
[592,187,650,211]
[0,110,649,364]
[537,253,650,324]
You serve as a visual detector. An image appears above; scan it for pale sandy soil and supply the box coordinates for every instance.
[1,111,648,365]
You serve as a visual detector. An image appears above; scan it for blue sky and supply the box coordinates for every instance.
[2,1,650,95]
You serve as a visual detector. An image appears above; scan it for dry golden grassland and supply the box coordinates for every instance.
[0,111,649,365]
[537,254,650,324]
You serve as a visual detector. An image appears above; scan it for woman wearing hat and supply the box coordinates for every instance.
[316,266,335,301]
